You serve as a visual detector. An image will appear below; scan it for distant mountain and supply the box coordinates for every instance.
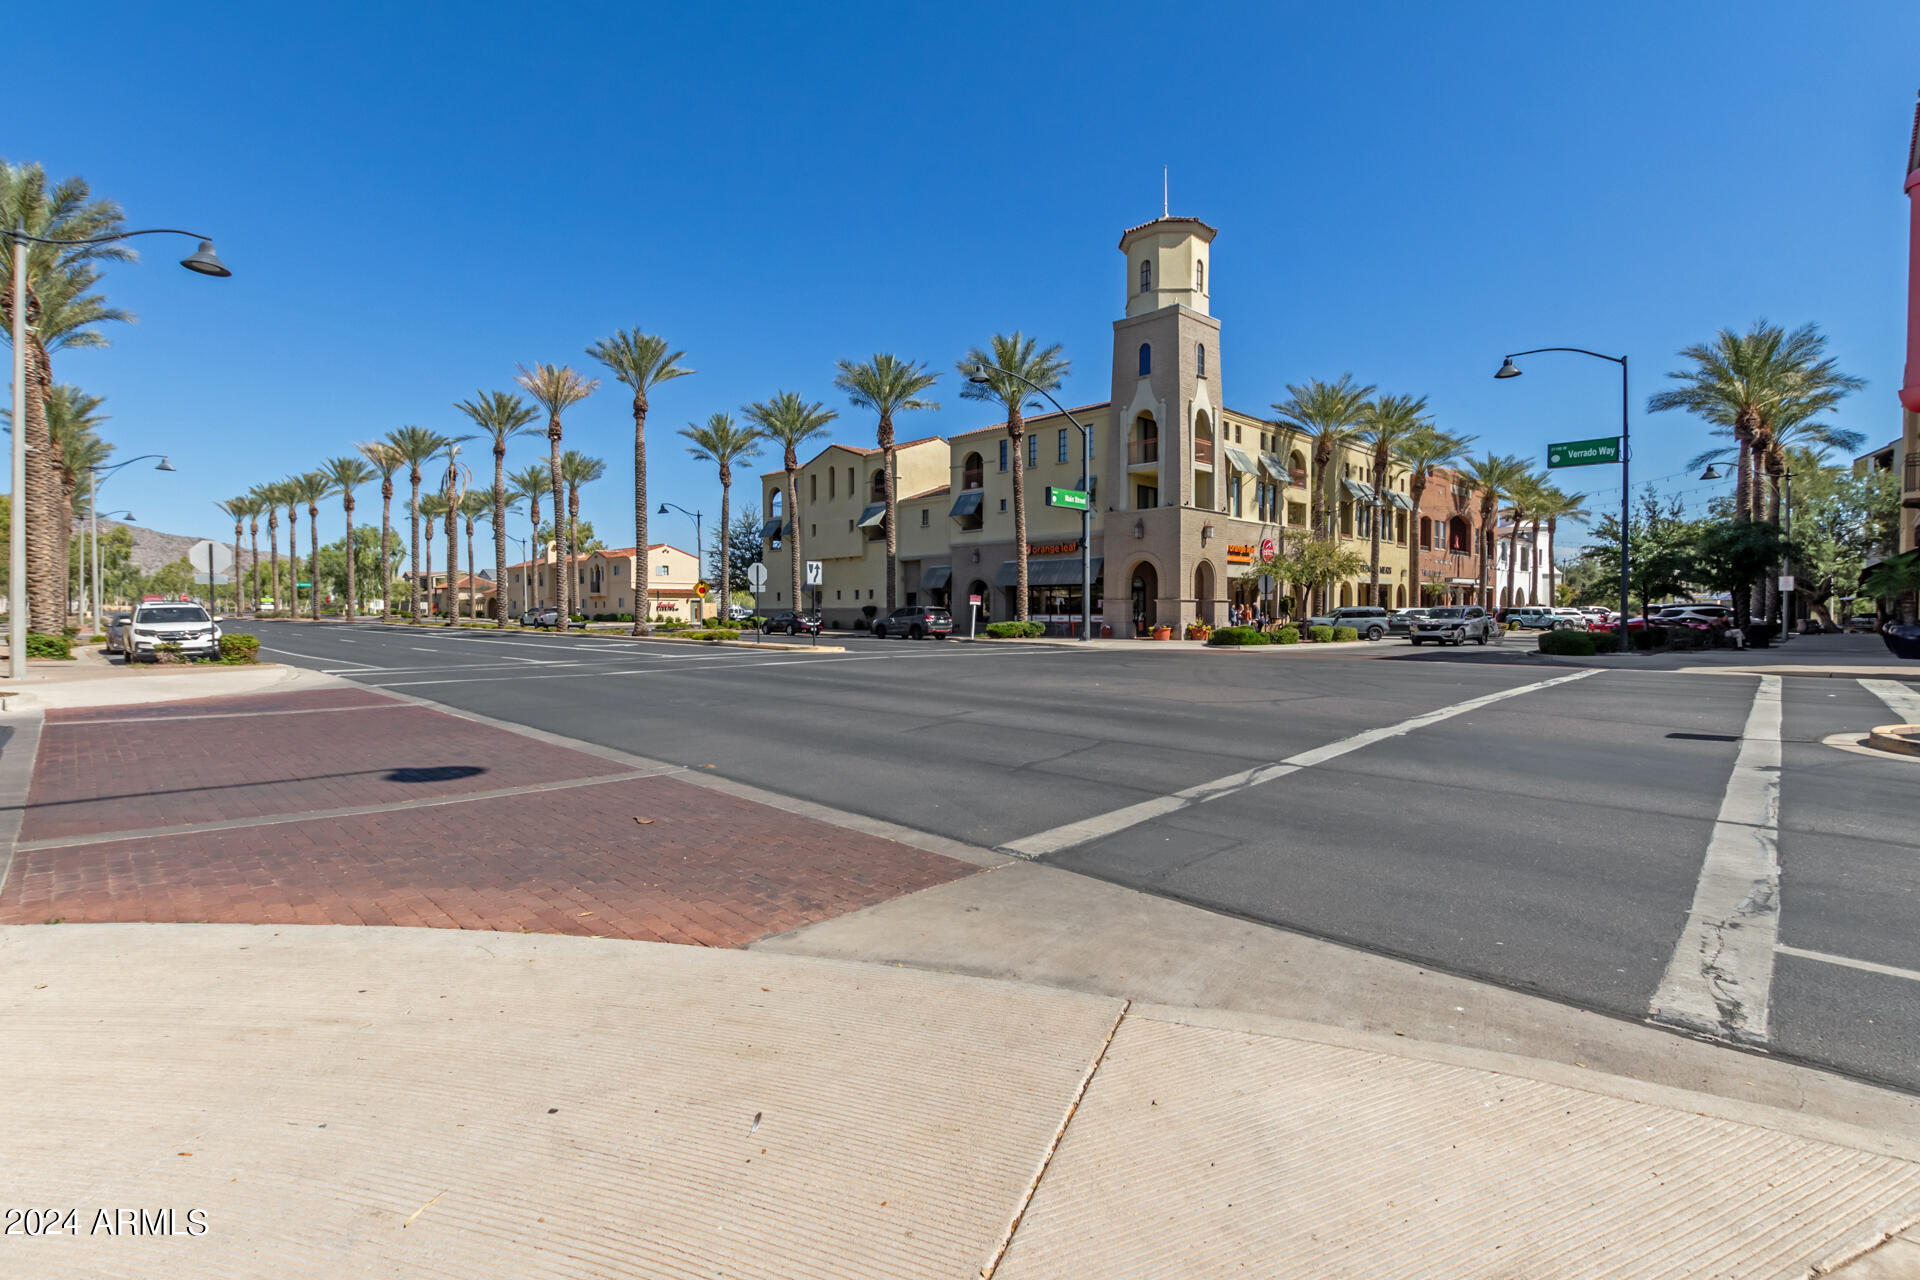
[98,520,218,575]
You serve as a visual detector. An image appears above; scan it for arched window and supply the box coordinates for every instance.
[1419,515,1431,548]
[1140,259,1152,293]
[870,470,886,502]
[1196,259,1205,292]
[769,489,782,517]
[962,452,983,491]
[1138,343,1151,377]
[1196,343,1206,377]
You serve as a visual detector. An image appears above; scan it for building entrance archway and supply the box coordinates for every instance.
[966,579,991,627]
[1193,560,1216,626]
[1129,562,1159,636]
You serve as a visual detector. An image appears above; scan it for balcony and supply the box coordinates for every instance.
[1192,437,1214,466]
[1289,467,1307,487]
[1128,439,1159,467]
[1906,454,1920,509]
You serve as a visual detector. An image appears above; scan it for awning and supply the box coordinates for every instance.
[1259,454,1290,482]
[948,491,983,519]
[920,565,952,590]
[1222,445,1260,475]
[856,503,887,528]
[1383,490,1413,511]
[759,516,786,539]
[994,556,1104,588]
[1341,477,1376,502]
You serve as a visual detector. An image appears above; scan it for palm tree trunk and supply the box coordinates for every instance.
[718,472,732,626]
[343,501,357,620]
[443,501,459,628]
[1478,499,1495,605]
[1367,449,1385,607]
[548,425,568,630]
[249,523,260,616]
[1504,517,1522,608]
[408,472,423,620]
[22,342,64,635]
[1409,476,1427,608]
[466,520,477,621]
[308,507,321,622]
[1010,407,1029,623]
[378,482,393,621]
[493,446,508,627]
[233,523,245,613]
[1546,516,1560,607]
[567,485,579,619]
[1310,440,1333,613]
[423,529,434,615]
[287,508,299,616]
[631,391,650,636]
[268,515,281,614]
[1528,518,1542,605]
[785,464,802,617]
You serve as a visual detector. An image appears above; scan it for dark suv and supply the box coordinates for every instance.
[872,606,953,639]
[761,610,823,636]
[1304,605,1392,641]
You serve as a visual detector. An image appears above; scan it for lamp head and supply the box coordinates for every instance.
[967,366,994,385]
[656,503,668,515]
[1699,465,1723,480]
[179,240,231,277]
[155,457,175,471]
[1493,358,1522,380]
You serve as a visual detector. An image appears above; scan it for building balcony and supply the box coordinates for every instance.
[1289,468,1307,487]
[1128,440,1159,468]
[1192,437,1214,466]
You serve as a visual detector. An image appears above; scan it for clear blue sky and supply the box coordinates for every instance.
[16,0,1919,564]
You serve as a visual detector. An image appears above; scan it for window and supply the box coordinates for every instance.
[1420,516,1432,549]
[999,440,1008,471]
[1136,483,1158,509]
[656,563,669,575]
[999,498,1007,511]
[614,563,623,576]
[810,474,817,502]
[963,452,983,490]
[1140,259,1152,292]
[1196,259,1205,292]
[920,508,928,527]
[1058,429,1068,463]
[1027,434,1037,467]
[848,467,854,495]
[1196,343,1206,377]
[1228,474,1242,517]
[1138,344,1151,377]
[828,468,835,499]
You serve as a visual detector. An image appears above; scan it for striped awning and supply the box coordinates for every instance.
[856,503,887,528]
[1341,477,1376,502]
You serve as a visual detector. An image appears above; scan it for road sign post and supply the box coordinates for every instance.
[1044,486,1089,510]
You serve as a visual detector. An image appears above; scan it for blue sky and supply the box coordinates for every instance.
[16,1,1919,563]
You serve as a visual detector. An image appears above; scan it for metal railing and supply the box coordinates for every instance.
[1128,439,1159,465]
[1192,437,1214,465]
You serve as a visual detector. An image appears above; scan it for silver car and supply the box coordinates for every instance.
[1409,605,1498,646]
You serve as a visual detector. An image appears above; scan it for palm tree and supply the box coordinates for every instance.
[742,391,837,617]
[214,495,249,615]
[288,472,333,621]
[418,494,447,616]
[1271,375,1376,612]
[434,439,473,628]
[1397,426,1473,609]
[253,482,285,613]
[385,426,451,620]
[278,481,303,616]
[558,449,607,616]
[587,330,694,636]
[1357,393,1429,608]
[679,417,764,624]
[1500,468,1548,607]
[320,456,376,618]
[2,161,133,634]
[507,463,551,613]
[458,490,491,621]
[833,354,940,613]
[454,389,539,626]
[514,363,599,631]
[1464,454,1528,608]
[1530,486,1590,608]
[243,493,263,614]
[957,334,1070,623]
[357,442,404,620]
[47,384,111,620]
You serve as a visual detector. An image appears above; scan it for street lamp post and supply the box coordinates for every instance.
[86,456,173,633]
[967,364,1096,641]
[508,534,531,617]
[7,224,226,677]
[1495,347,1630,651]
[657,502,705,622]
[82,507,136,633]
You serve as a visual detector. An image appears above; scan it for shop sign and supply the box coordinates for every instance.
[1226,544,1254,565]
[1028,539,1080,556]
[1260,537,1275,559]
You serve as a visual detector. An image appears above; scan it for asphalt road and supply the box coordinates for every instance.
[238,619,1920,1093]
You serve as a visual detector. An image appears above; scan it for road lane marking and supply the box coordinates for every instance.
[999,668,1599,859]
[1776,943,1920,984]
[1650,675,1782,1045]
[1861,678,1920,723]
[260,645,381,669]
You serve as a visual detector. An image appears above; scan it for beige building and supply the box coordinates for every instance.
[759,214,1467,635]
[503,543,709,619]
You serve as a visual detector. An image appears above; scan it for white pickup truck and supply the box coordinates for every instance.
[124,603,222,662]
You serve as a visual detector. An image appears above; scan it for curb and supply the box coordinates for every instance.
[1866,724,1920,758]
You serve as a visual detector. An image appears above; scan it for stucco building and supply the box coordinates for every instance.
[504,543,708,619]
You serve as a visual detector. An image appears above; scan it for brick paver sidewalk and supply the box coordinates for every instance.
[1,687,976,944]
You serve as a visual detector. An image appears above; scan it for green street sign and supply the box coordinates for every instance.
[295,581,312,588]
[1045,486,1090,510]
[1547,436,1621,468]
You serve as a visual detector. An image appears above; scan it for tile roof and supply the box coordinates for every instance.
[1117,214,1219,245]
[899,484,952,502]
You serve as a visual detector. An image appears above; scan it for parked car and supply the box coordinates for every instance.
[761,610,823,636]
[1844,614,1879,634]
[1387,608,1431,636]
[871,605,953,639]
[103,611,133,654]
[1578,606,1616,626]
[1654,604,1733,624]
[726,605,755,622]
[1500,606,1558,630]
[1409,605,1498,646]
[123,603,222,662]
[1304,605,1392,641]
[520,607,560,629]
[1547,608,1591,631]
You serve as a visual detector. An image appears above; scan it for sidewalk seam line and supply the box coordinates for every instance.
[0,710,45,896]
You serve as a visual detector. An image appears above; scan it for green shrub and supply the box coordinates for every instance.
[1207,626,1271,646]
[1537,629,1599,656]
[1273,626,1301,644]
[1332,626,1359,642]
[1308,625,1335,644]
[684,628,737,640]
[218,633,262,664]
[983,620,1046,639]
[1631,626,1659,651]
[25,632,73,660]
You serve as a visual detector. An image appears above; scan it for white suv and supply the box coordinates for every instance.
[125,603,222,661]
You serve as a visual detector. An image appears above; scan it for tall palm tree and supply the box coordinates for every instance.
[288,472,333,621]
[279,481,303,616]
[834,354,940,613]
[742,391,837,617]
[1529,486,1590,608]
[558,449,607,616]
[1397,426,1473,608]
[1357,393,1429,608]
[214,495,249,615]
[678,417,764,624]
[458,490,492,621]
[253,482,285,614]
[1500,468,1548,607]
[515,363,599,631]
[1464,453,1528,608]
[385,426,450,620]
[418,494,447,616]
[356,442,404,620]
[481,493,522,618]
[2,160,133,634]
[434,439,473,628]
[958,334,1070,623]
[454,389,539,626]
[586,330,694,636]
[507,462,551,612]
[242,493,263,615]
[47,385,111,620]
[320,456,376,617]
[1271,375,1376,612]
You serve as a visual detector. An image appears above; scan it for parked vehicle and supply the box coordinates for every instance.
[1304,605,1392,641]
[1387,608,1431,636]
[871,605,953,639]
[103,612,133,654]
[1500,606,1558,630]
[1547,608,1591,631]
[1409,605,1498,646]
[1654,604,1733,624]
[761,610,823,636]
[1579,606,1616,626]
[124,603,222,661]
[727,605,755,622]
[520,607,560,629]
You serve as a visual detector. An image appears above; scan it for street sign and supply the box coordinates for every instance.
[1257,574,1274,594]
[295,582,312,588]
[746,562,768,590]
[805,560,823,586]
[1259,537,1275,560]
[187,539,233,571]
[1547,437,1622,468]
[694,581,710,597]
[1045,486,1090,511]
[968,593,982,606]
[1778,575,1795,592]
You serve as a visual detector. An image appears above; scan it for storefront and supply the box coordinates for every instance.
[996,553,1104,637]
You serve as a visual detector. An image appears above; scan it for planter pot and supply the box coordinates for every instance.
[1151,626,1173,641]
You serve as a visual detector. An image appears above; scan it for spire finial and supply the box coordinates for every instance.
[1162,166,1169,217]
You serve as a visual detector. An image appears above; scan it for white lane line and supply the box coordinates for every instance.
[364,653,904,689]
[260,644,381,670]
[1861,678,1920,723]
[1776,943,1920,984]
[1000,668,1599,859]
[337,638,356,644]
[1649,675,1783,1045]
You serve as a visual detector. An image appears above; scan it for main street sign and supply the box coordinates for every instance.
[1547,436,1621,468]
[1045,486,1089,510]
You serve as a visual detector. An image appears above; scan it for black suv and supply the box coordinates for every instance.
[760,610,823,636]
[872,606,953,639]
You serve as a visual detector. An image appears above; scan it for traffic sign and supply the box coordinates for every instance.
[805,560,823,586]
[1547,437,1621,468]
[187,539,233,571]
[1045,486,1089,511]
[295,582,312,588]
[694,581,710,596]
[746,562,768,590]
[968,593,982,606]
[1258,574,1274,594]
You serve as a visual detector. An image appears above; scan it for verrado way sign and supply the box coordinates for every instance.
[1548,436,1621,468]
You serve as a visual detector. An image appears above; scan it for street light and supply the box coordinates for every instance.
[81,508,134,633]
[85,455,174,634]
[968,364,1096,641]
[1700,464,1724,481]
[8,222,226,677]
[1494,347,1631,651]
[657,502,705,620]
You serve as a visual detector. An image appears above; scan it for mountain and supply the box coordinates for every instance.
[98,520,221,575]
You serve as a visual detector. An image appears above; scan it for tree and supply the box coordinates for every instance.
[288,472,333,620]
[314,526,401,609]
[214,494,251,614]
[1860,552,1920,625]
[1575,488,1700,620]
[1500,467,1548,607]
[1529,486,1591,611]
[254,482,286,612]
[559,449,607,614]
[277,482,304,615]
[357,442,404,621]
[1250,535,1368,617]
[1270,375,1375,611]
[743,391,837,616]
[454,389,538,626]
[47,384,111,617]
[1464,453,1527,607]
[418,494,448,615]
[1357,393,1428,607]
[386,426,451,619]
[834,354,940,613]
[2,161,133,633]
[1397,426,1473,612]
[507,463,550,612]
[515,363,598,631]
[319,456,374,616]
[1693,520,1796,608]
[142,557,196,599]
[587,329,693,637]
[243,493,263,613]
[957,334,1070,622]
[679,416,763,623]
[434,439,474,627]
[536,519,603,554]
[710,506,764,594]
[1785,457,1896,625]
[458,490,491,621]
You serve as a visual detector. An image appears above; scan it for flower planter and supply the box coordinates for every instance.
[1151,625,1174,641]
